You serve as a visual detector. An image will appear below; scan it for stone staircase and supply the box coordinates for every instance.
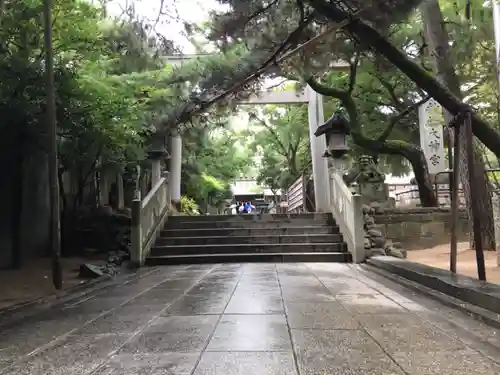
[145,213,351,265]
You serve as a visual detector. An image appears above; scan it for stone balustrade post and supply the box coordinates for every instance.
[169,129,182,203]
[130,198,142,266]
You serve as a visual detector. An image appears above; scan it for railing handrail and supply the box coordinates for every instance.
[330,170,365,263]
[131,175,170,266]
[142,177,166,209]
[332,172,353,198]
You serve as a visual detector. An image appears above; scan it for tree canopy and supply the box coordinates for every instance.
[246,104,311,193]
[5,0,500,215]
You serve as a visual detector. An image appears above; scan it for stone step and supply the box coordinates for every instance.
[169,213,331,222]
[145,251,352,265]
[161,226,339,238]
[150,242,347,256]
[156,233,343,246]
[165,220,333,229]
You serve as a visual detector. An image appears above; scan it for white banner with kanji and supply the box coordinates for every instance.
[418,98,446,174]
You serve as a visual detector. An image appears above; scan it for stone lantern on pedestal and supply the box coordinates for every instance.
[146,130,169,186]
[314,111,350,171]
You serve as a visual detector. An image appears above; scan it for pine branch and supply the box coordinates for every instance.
[305,76,347,99]
[347,53,360,94]
[377,95,430,142]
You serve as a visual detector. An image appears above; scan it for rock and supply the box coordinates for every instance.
[107,249,129,265]
[364,237,371,249]
[102,264,119,276]
[370,202,382,213]
[79,264,106,279]
[387,247,407,259]
[107,255,123,266]
[366,248,386,257]
[392,242,403,249]
[364,223,376,231]
[362,204,371,214]
[367,229,382,237]
[364,216,375,225]
[370,237,385,248]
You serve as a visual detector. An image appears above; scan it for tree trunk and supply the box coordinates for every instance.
[308,0,500,158]
[421,0,495,249]
[43,0,62,289]
[11,129,24,269]
[400,147,438,207]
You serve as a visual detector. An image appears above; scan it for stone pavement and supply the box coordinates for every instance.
[1,263,500,375]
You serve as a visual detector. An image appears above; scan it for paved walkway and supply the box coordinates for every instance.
[1,263,500,374]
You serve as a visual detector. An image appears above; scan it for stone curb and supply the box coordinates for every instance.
[363,259,500,330]
[0,265,158,329]
[367,256,500,313]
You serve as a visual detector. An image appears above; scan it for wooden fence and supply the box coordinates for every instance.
[286,175,307,213]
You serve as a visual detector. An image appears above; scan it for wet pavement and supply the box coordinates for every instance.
[1,263,500,374]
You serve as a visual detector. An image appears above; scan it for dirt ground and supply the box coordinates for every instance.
[407,242,500,284]
[0,257,106,310]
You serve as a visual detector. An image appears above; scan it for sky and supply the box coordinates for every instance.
[106,0,227,53]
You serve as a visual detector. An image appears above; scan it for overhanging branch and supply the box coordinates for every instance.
[307,0,500,158]
[163,17,315,129]
[306,76,347,99]
[377,95,430,142]
[161,8,367,132]
[348,53,360,94]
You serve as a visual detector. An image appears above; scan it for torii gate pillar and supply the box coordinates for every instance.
[307,86,330,212]
[169,129,182,203]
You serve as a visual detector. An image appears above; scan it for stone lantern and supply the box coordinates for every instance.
[314,111,350,159]
[146,130,169,186]
[314,111,350,171]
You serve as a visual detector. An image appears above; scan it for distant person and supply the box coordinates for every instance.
[268,201,276,214]
[243,201,250,214]
[247,201,255,214]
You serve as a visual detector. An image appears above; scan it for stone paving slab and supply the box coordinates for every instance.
[1,263,500,374]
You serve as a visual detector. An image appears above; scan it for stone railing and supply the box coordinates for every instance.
[130,173,170,265]
[329,170,365,263]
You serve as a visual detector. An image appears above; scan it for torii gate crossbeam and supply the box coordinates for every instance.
[166,54,350,211]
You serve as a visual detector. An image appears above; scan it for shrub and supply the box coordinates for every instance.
[180,195,199,215]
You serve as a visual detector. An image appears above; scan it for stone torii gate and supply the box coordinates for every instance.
[166,54,349,211]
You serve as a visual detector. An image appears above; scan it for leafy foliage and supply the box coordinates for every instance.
[181,126,250,207]
[5,0,500,213]
[179,195,200,215]
[247,104,311,191]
